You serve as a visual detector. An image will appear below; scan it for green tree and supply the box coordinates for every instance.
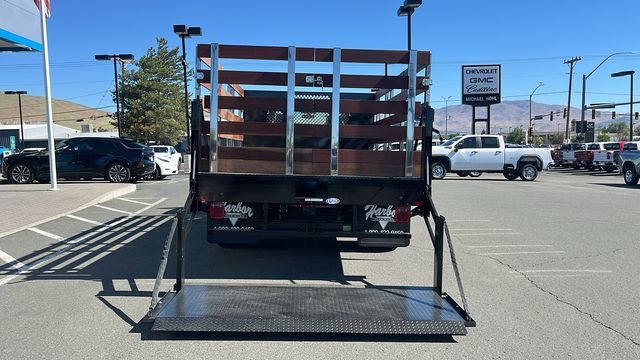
[549,133,564,144]
[606,122,629,136]
[596,133,610,142]
[534,136,544,145]
[634,126,640,136]
[505,127,525,144]
[116,38,186,145]
[447,132,461,139]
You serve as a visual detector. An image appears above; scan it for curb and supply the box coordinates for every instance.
[0,184,136,239]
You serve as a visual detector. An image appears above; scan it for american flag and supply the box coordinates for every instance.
[34,0,51,18]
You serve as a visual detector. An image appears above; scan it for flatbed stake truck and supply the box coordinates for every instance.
[145,42,475,336]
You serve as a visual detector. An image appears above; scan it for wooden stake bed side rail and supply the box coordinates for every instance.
[197,44,430,65]
[197,70,428,91]
[200,122,425,141]
[210,147,424,177]
[195,43,430,177]
[203,95,417,115]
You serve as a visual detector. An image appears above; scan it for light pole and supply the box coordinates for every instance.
[442,96,451,138]
[397,0,422,51]
[95,54,134,137]
[173,25,202,153]
[611,70,635,141]
[580,52,636,139]
[4,91,27,149]
[529,82,544,144]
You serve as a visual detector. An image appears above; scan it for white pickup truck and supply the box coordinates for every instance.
[431,135,553,181]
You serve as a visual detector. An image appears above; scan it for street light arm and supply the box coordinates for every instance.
[585,52,636,79]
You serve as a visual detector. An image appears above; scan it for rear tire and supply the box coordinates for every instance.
[105,162,131,183]
[431,162,447,180]
[623,164,639,185]
[519,164,539,181]
[9,163,35,184]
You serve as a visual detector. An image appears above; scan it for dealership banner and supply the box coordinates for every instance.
[0,0,48,51]
[461,64,501,106]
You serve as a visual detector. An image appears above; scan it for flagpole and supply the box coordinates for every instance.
[39,0,57,190]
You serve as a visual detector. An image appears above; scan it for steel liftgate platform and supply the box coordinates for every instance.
[152,285,468,335]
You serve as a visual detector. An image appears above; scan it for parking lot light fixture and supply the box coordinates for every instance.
[528,82,544,144]
[397,0,422,51]
[173,24,202,153]
[94,54,135,137]
[611,70,635,141]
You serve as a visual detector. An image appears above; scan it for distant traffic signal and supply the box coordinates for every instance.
[636,112,639,120]
[550,111,553,121]
[612,111,616,119]
[563,108,567,118]
[592,109,596,119]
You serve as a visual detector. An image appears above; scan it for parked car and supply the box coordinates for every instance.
[617,142,640,168]
[0,147,13,171]
[1,137,155,184]
[431,135,553,181]
[593,142,625,172]
[559,143,584,168]
[149,145,181,179]
[574,143,605,170]
[619,145,640,185]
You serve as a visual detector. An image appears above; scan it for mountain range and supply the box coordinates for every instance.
[433,99,631,134]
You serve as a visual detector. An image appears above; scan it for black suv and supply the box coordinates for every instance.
[2,137,155,184]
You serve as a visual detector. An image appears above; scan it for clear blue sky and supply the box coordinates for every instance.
[1,0,638,114]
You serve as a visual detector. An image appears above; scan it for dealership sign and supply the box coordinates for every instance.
[461,64,501,106]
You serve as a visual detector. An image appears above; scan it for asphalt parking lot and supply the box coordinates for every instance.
[0,170,638,359]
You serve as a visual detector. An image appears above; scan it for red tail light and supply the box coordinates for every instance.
[209,202,225,219]
[395,205,411,224]
[414,200,424,207]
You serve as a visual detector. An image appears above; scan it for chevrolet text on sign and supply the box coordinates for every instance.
[461,64,501,106]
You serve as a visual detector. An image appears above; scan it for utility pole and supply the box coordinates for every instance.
[564,57,581,142]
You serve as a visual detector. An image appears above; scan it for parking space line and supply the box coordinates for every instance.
[65,214,110,227]
[446,220,490,222]
[513,269,612,274]
[455,233,521,236]
[0,249,25,270]
[469,245,552,248]
[450,228,512,231]
[479,251,565,256]
[117,198,153,206]
[0,197,167,287]
[94,204,133,215]
[27,228,65,241]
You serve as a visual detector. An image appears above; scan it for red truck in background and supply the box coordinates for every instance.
[573,143,601,170]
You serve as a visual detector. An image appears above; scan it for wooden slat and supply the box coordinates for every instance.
[204,96,412,114]
[198,70,428,90]
[214,147,424,177]
[197,44,430,65]
[212,122,424,140]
